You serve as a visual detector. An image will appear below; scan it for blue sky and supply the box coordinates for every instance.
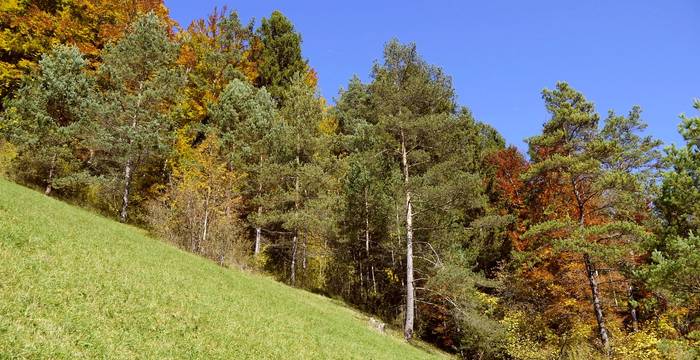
[165,1,700,150]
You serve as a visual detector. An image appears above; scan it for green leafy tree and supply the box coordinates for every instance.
[258,74,332,286]
[366,40,509,348]
[1,45,94,195]
[210,78,278,255]
[648,100,700,340]
[254,11,308,104]
[97,12,184,222]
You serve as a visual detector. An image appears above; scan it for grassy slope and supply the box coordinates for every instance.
[0,179,447,359]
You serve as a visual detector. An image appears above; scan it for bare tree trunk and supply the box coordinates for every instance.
[120,87,142,223]
[401,130,415,341]
[365,188,376,295]
[45,154,56,195]
[371,265,377,295]
[573,180,610,353]
[87,148,95,166]
[119,157,133,223]
[302,236,307,270]
[254,156,264,255]
[290,233,297,285]
[254,206,262,255]
[359,260,364,299]
[201,188,211,251]
[290,151,301,285]
[365,188,371,255]
[584,253,611,354]
[352,252,358,297]
[628,284,639,332]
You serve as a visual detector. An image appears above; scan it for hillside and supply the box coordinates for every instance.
[0,179,447,359]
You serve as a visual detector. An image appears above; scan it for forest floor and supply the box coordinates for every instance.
[0,179,449,359]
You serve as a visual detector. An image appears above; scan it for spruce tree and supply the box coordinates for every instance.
[254,11,307,104]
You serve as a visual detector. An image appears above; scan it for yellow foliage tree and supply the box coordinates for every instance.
[148,128,248,267]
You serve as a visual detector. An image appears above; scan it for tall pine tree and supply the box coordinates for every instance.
[1,45,95,195]
[522,82,660,354]
[97,12,184,222]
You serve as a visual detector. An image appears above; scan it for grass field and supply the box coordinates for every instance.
[0,179,447,359]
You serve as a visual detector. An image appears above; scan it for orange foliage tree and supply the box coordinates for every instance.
[0,0,169,105]
[510,82,660,355]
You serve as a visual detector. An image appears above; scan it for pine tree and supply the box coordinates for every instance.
[97,12,184,222]
[333,76,397,313]
[366,40,509,344]
[259,74,329,286]
[522,82,660,354]
[210,78,278,255]
[657,100,700,238]
[647,100,700,333]
[1,45,94,195]
[369,40,454,340]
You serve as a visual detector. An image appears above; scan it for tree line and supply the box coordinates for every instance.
[0,2,698,359]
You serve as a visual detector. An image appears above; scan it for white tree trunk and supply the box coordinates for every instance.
[290,234,297,285]
[119,102,140,223]
[254,156,264,255]
[254,206,262,256]
[290,153,300,285]
[119,157,132,223]
[365,189,377,296]
[371,265,377,295]
[401,131,415,341]
[44,154,56,196]
[365,188,370,255]
[302,237,307,270]
[201,188,210,252]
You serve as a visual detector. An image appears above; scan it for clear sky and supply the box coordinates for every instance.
[165,1,700,150]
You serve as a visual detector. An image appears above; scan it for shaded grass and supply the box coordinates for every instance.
[0,179,448,359]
